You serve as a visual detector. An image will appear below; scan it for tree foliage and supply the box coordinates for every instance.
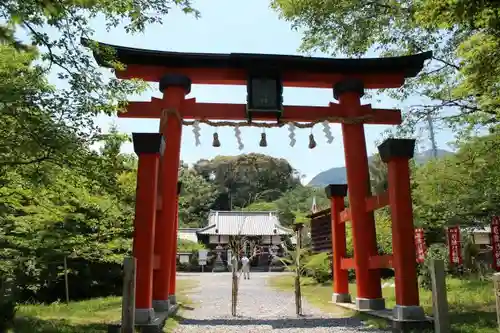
[0,45,88,180]
[413,132,500,233]
[178,164,218,228]
[1,0,199,129]
[271,0,500,132]
[193,153,301,211]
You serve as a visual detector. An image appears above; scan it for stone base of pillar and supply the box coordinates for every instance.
[393,305,426,321]
[135,308,156,325]
[152,299,170,312]
[169,294,177,305]
[356,297,386,311]
[332,293,352,303]
[108,303,180,333]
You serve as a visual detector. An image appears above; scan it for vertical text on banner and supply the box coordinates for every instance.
[447,226,462,265]
[414,228,426,263]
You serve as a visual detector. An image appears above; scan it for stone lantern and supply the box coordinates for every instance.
[212,244,226,272]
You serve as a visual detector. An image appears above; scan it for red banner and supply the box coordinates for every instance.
[447,226,462,265]
[492,216,500,271]
[414,228,426,263]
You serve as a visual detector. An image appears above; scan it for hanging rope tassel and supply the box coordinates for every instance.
[308,133,317,149]
[288,123,296,147]
[259,132,267,147]
[193,120,201,146]
[212,132,221,147]
[234,126,244,150]
[322,120,334,143]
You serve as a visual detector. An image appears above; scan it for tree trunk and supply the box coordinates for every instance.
[294,273,302,316]
[295,228,303,316]
[231,257,238,316]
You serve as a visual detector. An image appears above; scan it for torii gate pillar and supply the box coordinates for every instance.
[131,133,163,324]
[325,184,351,303]
[152,75,190,312]
[335,79,384,310]
[378,138,425,321]
[168,181,183,305]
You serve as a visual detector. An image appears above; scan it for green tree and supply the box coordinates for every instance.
[413,132,500,242]
[271,0,500,132]
[91,125,134,195]
[369,154,388,195]
[0,45,87,182]
[244,185,329,226]
[178,164,218,228]
[193,154,301,210]
[1,0,199,150]
[0,165,133,302]
[274,186,328,226]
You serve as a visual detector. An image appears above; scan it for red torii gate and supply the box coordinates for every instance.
[83,38,431,329]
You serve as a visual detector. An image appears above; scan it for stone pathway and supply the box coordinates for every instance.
[173,272,385,333]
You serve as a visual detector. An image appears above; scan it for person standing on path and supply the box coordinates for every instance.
[241,255,250,280]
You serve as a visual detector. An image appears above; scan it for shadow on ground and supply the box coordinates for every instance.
[175,316,383,331]
[12,317,108,333]
[178,304,195,311]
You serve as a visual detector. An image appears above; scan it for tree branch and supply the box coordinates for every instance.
[0,154,52,167]
[431,56,461,71]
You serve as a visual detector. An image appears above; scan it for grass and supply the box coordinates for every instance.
[268,275,497,333]
[9,278,199,333]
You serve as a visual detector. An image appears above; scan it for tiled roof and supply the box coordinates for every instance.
[197,210,293,236]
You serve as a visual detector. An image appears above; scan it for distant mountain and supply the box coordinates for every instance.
[413,148,452,165]
[308,149,452,187]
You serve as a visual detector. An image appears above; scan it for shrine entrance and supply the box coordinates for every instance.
[83,38,432,329]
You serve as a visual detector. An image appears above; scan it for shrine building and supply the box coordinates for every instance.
[178,210,294,270]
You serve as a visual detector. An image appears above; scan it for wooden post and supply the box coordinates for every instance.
[63,256,69,304]
[430,259,449,333]
[121,257,137,333]
[293,223,303,316]
[493,273,500,331]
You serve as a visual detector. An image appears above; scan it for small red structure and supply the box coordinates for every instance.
[84,38,431,327]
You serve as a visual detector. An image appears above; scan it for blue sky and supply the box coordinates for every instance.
[39,0,454,183]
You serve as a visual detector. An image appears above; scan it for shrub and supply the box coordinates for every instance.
[304,252,331,284]
[177,239,206,252]
[176,239,207,272]
[348,269,356,282]
[375,209,393,255]
[419,243,449,290]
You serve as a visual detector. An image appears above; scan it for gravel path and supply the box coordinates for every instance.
[173,272,385,333]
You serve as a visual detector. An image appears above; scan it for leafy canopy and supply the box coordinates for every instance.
[1,0,199,144]
[271,0,500,133]
[413,132,500,229]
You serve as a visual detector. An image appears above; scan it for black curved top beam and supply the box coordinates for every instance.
[82,38,432,78]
